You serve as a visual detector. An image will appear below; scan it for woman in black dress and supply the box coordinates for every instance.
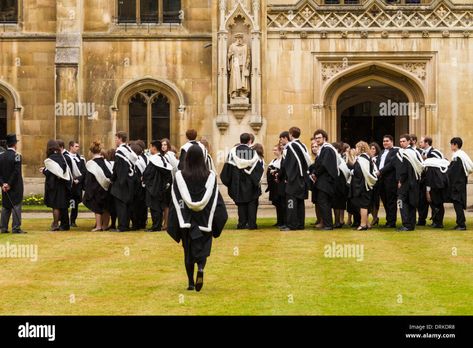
[83,141,113,231]
[349,141,378,231]
[167,145,228,292]
[41,140,72,231]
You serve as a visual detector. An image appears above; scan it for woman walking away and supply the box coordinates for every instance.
[83,141,113,231]
[349,141,378,231]
[41,140,72,231]
[167,145,228,292]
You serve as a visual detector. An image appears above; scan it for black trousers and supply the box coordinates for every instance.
[379,178,398,226]
[316,190,333,228]
[150,205,164,231]
[399,195,416,230]
[59,208,70,230]
[430,188,445,226]
[286,195,305,230]
[275,198,286,226]
[132,199,148,229]
[237,200,258,229]
[69,196,81,224]
[417,183,429,224]
[453,201,466,228]
[115,198,131,232]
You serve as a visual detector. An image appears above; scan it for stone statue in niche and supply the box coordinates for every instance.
[228,33,251,103]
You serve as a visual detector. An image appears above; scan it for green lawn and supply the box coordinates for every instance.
[0,218,472,315]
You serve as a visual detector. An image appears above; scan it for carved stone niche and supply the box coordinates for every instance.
[216,0,262,133]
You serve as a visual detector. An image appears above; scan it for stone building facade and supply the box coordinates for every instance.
[0,0,472,188]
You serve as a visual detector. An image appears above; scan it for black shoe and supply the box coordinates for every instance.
[322,226,333,231]
[371,218,379,226]
[59,227,70,231]
[417,221,426,226]
[1,230,9,234]
[146,228,161,232]
[383,223,396,228]
[71,223,78,228]
[430,223,444,229]
[356,226,369,231]
[248,226,258,230]
[12,229,27,234]
[453,225,467,231]
[397,226,414,232]
[195,270,204,292]
[333,223,345,229]
[187,285,195,291]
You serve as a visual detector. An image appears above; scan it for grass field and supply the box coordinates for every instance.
[0,217,472,315]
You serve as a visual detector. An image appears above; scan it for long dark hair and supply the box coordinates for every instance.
[182,145,210,183]
[46,140,60,157]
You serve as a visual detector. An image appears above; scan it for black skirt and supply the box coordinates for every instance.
[181,228,212,264]
[83,172,110,214]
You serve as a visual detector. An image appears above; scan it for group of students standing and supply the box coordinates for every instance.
[262,130,473,231]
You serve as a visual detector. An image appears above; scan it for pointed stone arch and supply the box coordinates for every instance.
[314,61,433,141]
[0,79,23,151]
[110,76,186,145]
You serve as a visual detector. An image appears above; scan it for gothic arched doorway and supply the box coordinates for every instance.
[128,90,170,143]
[338,79,409,147]
[0,95,7,143]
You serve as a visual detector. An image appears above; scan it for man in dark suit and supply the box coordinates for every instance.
[376,135,400,228]
[0,134,26,234]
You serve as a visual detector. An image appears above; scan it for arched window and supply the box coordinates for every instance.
[0,96,7,143]
[129,90,170,143]
[118,0,181,24]
[0,0,18,23]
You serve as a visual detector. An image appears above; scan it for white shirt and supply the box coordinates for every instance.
[379,148,390,170]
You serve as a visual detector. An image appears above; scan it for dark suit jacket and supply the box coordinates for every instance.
[0,148,24,207]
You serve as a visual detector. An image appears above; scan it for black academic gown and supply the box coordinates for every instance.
[220,145,263,204]
[398,152,420,208]
[350,154,374,210]
[43,153,71,209]
[110,153,134,204]
[142,156,173,210]
[0,149,24,208]
[447,157,468,209]
[313,145,338,197]
[167,174,228,264]
[281,141,310,200]
[266,161,284,204]
[82,158,112,214]
[64,151,85,201]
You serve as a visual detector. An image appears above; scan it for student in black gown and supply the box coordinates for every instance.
[130,142,148,230]
[41,140,72,231]
[167,144,228,292]
[266,144,285,227]
[105,148,117,230]
[311,129,338,230]
[376,135,400,228]
[142,140,173,232]
[56,139,74,231]
[220,133,263,230]
[369,142,382,227]
[447,137,473,230]
[178,129,209,171]
[83,141,113,231]
[349,142,378,231]
[111,131,137,232]
[332,142,351,229]
[280,127,311,231]
[64,141,86,228]
[397,134,424,231]
[422,137,449,228]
